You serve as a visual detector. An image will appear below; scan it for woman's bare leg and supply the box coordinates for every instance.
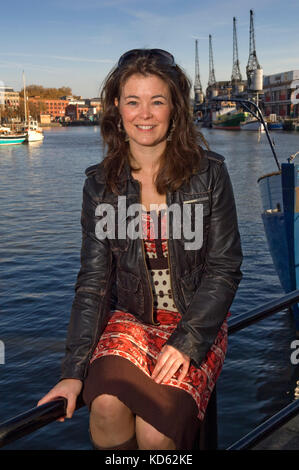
[89,394,136,448]
[135,416,176,450]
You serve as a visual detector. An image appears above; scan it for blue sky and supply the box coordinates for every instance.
[1,0,298,98]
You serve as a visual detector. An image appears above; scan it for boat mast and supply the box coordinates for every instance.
[22,71,29,131]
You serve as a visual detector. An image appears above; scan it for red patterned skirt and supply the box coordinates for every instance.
[82,307,228,449]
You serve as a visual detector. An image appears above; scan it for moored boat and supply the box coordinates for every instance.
[25,119,44,142]
[240,117,265,131]
[0,128,26,146]
[267,122,283,130]
[258,154,299,332]
[21,71,44,143]
[212,108,246,130]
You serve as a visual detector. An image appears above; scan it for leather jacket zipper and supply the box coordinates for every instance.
[166,237,180,317]
[165,194,180,317]
[141,226,158,325]
[135,179,157,326]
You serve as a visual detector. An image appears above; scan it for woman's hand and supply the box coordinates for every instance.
[151,345,190,386]
[37,378,83,422]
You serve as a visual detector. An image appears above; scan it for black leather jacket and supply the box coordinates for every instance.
[61,150,243,381]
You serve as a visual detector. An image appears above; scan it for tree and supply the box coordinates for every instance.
[17,98,47,121]
[19,85,72,99]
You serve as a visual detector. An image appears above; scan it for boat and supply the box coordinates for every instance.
[240,115,265,131]
[212,107,246,130]
[0,127,26,145]
[267,122,283,130]
[25,119,44,142]
[22,71,44,143]
[258,153,299,332]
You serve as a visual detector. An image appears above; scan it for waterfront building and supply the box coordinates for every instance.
[29,98,69,120]
[65,103,89,121]
[86,97,102,113]
[68,99,86,106]
[263,70,299,118]
[40,114,52,125]
[0,86,20,109]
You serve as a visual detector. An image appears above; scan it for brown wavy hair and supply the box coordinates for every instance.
[100,49,209,195]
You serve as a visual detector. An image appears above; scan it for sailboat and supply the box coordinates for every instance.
[22,72,44,143]
[0,128,26,146]
[0,109,26,146]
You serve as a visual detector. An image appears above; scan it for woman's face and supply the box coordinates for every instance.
[116,73,173,152]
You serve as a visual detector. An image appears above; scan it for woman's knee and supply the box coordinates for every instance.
[90,394,132,424]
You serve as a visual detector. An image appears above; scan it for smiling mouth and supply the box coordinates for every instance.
[136,125,155,130]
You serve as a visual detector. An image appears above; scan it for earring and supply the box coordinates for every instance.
[117,119,123,133]
[167,120,176,142]
[118,119,130,142]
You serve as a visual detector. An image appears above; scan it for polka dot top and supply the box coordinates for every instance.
[141,209,178,313]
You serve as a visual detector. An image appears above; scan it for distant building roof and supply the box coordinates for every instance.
[0,86,16,92]
[264,70,299,86]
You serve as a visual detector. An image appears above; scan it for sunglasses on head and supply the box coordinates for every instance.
[117,49,176,68]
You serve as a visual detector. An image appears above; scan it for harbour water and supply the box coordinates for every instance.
[1,125,299,450]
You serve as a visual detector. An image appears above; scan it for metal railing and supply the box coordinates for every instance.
[227,398,299,450]
[1,289,299,450]
[226,288,299,450]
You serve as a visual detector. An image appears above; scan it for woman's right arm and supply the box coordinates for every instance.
[60,176,112,381]
[38,173,112,415]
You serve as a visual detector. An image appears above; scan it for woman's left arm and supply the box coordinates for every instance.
[164,161,243,369]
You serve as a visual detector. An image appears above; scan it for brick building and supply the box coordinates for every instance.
[29,98,69,120]
[65,103,89,120]
[263,70,299,118]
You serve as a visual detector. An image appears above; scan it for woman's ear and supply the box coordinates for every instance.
[114,98,119,107]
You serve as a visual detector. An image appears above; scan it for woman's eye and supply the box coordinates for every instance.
[127,101,138,106]
[153,100,164,105]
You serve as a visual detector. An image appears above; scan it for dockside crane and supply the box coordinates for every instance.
[246,9,263,95]
[208,35,216,88]
[207,34,218,98]
[193,39,204,115]
[231,17,244,94]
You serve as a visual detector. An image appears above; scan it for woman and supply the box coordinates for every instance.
[38,49,243,450]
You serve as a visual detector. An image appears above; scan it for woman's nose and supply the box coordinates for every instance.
[139,104,153,119]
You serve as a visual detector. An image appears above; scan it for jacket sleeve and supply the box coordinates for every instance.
[166,162,243,367]
[60,176,112,381]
